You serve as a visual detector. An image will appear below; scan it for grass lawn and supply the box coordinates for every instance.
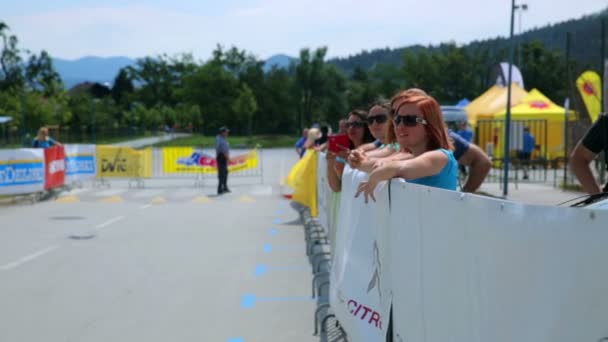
[151,135,299,148]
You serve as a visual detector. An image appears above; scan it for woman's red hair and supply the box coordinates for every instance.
[389,93,453,151]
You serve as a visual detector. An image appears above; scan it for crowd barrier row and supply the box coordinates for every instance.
[0,145,262,197]
[289,151,608,342]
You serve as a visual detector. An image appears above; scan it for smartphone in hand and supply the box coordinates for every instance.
[328,134,349,154]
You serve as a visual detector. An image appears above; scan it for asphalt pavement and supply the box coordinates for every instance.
[0,148,318,342]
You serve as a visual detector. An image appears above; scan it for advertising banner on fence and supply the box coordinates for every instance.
[162,147,259,174]
[44,146,66,190]
[97,146,152,178]
[389,180,608,342]
[330,165,391,342]
[64,144,96,183]
[0,148,45,195]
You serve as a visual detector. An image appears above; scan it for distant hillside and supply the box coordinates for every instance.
[53,54,299,88]
[53,56,136,89]
[263,54,297,72]
[329,7,608,74]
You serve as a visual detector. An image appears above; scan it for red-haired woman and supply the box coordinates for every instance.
[355,94,458,202]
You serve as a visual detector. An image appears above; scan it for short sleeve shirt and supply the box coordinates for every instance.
[582,113,608,155]
[448,130,470,161]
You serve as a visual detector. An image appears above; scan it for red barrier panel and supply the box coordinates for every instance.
[44,146,66,190]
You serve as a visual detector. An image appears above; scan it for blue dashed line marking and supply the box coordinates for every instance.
[255,264,268,276]
[263,244,272,253]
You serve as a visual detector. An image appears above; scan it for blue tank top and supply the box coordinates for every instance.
[408,149,458,191]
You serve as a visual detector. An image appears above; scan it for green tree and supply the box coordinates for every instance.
[232,84,258,137]
[111,68,134,107]
[0,22,24,91]
[181,61,240,133]
[25,50,63,97]
[295,47,329,127]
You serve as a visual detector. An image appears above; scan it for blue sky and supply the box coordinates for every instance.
[4,0,607,61]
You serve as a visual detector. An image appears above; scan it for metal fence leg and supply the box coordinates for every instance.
[314,303,331,336]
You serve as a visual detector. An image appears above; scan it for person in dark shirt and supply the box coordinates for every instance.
[448,130,492,193]
[215,126,230,195]
[571,113,608,194]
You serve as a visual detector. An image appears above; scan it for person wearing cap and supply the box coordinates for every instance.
[216,126,230,194]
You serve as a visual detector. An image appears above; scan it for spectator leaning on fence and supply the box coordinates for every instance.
[355,94,458,202]
[447,129,492,193]
[327,110,375,193]
[570,113,608,194]
[32,127,62,148]
[350,88,491,193]
[356,100,392,153]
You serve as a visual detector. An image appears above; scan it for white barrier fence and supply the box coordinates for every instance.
[0,148,45,195]
[0,145,262,196]
[317,154,608,342]
[0,145,96,196]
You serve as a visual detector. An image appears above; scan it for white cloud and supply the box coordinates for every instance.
[4,0,607,60]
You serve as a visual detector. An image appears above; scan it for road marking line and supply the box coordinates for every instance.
[99,195,124,203]
[139,204,153,209]
[192,196,211,203]
[150,196,166,204]
[95,216,125,230]
[238,195,255,203]
[0,245,59,271]
[55,195,80,203]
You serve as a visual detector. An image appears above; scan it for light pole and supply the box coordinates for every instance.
[515,3,528,68]
[503,0,517,198]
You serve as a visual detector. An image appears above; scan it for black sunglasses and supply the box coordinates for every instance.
[346,121,366,128]
[367,115,388,125]
[393,115,427,127]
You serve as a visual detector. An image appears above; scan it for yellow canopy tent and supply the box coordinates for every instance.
[491,88,573,159]
[466,83,528,125]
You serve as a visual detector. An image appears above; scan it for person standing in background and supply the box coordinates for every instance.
[216,126,230,195]
[519,127,535,180]
[32,127,62,148]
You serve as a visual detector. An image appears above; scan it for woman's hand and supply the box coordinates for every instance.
[355,161,399,203]
[355,177,380,203]
[348,149,366,168]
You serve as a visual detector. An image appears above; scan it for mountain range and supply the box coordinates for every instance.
[53,53,297,89]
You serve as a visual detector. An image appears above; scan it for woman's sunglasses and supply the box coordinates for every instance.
[393,115,427,127]
[367,115,388,125]
[346,121,366,129]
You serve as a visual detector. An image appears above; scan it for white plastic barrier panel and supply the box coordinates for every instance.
[389,179,608,342]
[0,148,45,195]
[64,144,96,183]
[317,153,331,235]
[330,165,392,341]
